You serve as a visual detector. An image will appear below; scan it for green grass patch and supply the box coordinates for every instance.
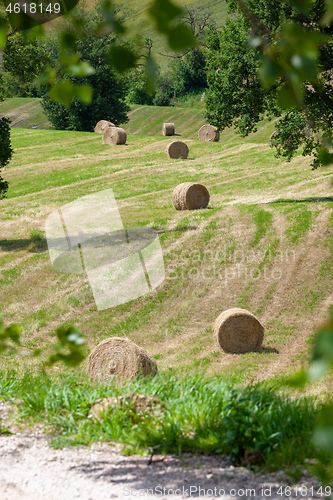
[0,370,325,470]
[286,208,312,244]
[251,209,274,246]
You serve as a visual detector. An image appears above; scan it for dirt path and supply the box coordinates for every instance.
[0,434,323,500]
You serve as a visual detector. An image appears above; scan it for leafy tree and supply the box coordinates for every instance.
[41,66,129,131]
[205,18,279,136]
[153,70,174,106]
[126,67,154,105]
[161,5,213,100]
[0,117,11,198]
[41,7,130,131]
[0,16,11,198]
[169,48,207,97]
[205,0,333,168]
[3,33,52,96]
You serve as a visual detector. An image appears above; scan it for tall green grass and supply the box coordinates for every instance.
[0,370,325,470]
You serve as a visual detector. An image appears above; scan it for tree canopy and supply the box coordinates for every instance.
[205,0,333,168]
[40,6,130,131]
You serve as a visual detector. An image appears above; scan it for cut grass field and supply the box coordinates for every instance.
[0,98,207,137]
[1,101,333,388]
[2,99,333,472]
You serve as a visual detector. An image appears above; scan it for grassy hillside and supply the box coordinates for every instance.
[44,0,229,65]
[0,98,51,129]
[80,0,229,64]
[0,98,207,138]
[126,104,206,137]
[1,115,333,387]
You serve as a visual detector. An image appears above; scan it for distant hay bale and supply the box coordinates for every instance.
[166,141,189,159]
[172,182,210,210]
[94,120,115,133]
[103,127,127,145]
[198,124,220,142]
[162,122,175,136]
[88,337,157,383]
[214,308,264,354]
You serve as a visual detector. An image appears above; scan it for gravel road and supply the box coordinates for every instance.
[0,433,324,499]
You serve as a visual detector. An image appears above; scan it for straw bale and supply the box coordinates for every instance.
[166,141,189,159]
[103,127,127,145]
[172,182,210,210]
[214,308,264,354]
[88,337,157,382]
[198,124,220,142]
[95,120,115,133]
[162,123,175,136]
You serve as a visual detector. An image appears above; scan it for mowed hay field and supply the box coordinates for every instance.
[1,102,333,385]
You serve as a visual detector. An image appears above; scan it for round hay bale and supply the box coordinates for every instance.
[94,120,115,133]
[103,127,127,145]
[166,141,189,159]
[214,308,264,354]
[162,122,175,136]
[88,337,157,383]
[198,124,220,142]
[172,182,210,210]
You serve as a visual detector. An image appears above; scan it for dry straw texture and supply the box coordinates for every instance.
[198,124,220,142]
[166,141,189,159]
[103,127,127,145]
[88,337,157,383]
[95,120,115,133]
[214,308,264,354]
[162,122,175,136]
[172,182,210,210]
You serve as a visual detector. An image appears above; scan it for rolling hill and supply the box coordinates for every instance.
[1,103,333,388]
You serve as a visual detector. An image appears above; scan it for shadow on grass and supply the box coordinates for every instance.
[0,238,48,253]
[259,346,279,354]
[230,346,279,355]
[269,196,333,204]
[154,225,197,234]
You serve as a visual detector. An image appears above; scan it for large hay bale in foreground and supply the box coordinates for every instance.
[103,127,127,145]
[166,141,189,159]
[214,308,264,354]
[94,120,115,133]
[162,122,175,136]
[198,124,220,142]
[88,337,157,382]
[172,182,210,210]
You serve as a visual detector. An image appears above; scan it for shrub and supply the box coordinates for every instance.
[0,117,12,199]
